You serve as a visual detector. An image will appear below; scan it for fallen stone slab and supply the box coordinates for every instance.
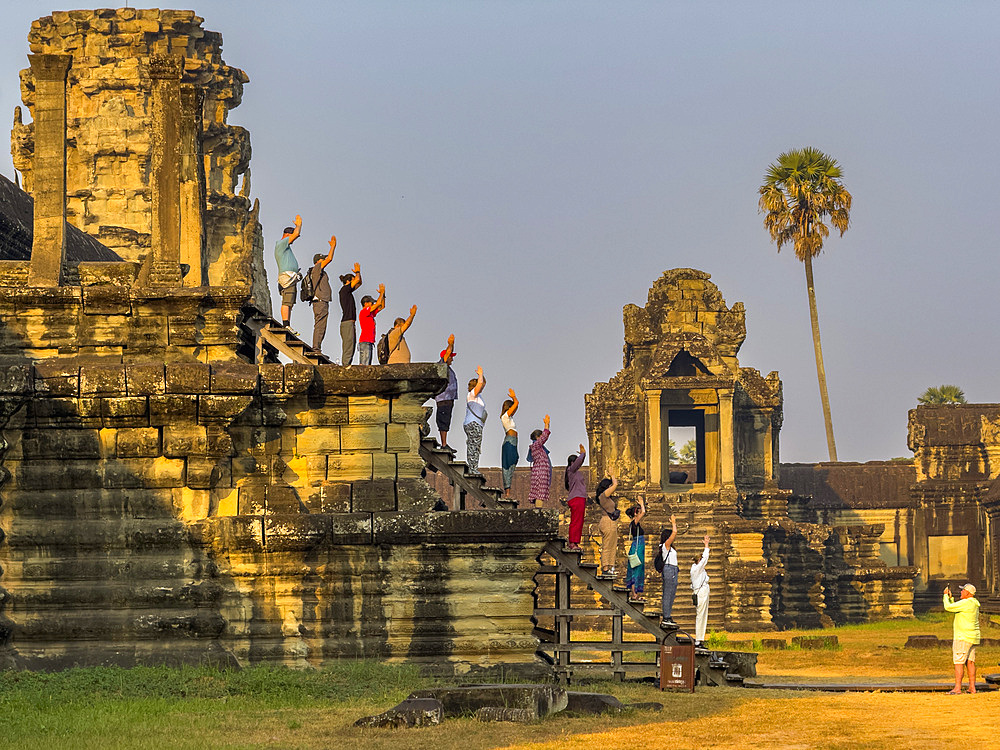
[564,692,625,715]
[761,638,787,650]
[792,635,838,649]
[475,706,537,722]
[354,697,444,728]
[408,684,568,721]
[905,635,944,649]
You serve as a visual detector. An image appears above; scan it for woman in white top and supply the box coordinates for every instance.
[690,535,711,645]
[499,389,519,498]
[463,366,487,474]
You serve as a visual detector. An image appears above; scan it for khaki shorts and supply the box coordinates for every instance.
[952,640,977,664]
[279,283,297,307]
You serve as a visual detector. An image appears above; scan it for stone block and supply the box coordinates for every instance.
[372,452,396,480]
[386,423,418,453]
[165,362,210,393]
[33,363,80,396]
[260,401,289,427]
[187,456,227,489]
[231,456,268,483]
[149,394,198,426]
[125,364,165,395]
[391,393,432,424]
[105,457,185,489]
[267,485,302,514]
[319,482,351,513]
[295,398,349,426]
[348,395,390,425]
[352,479,396,512]
[259,363,284,393]
[101,396,149,427]
[408,685,568,720]
[283,455,327,484]
[198,395,254,423]
[340,425,386,451]
[238,484,266,515]
[21,428,102,459]
[82,284,130,315]
[397,478,441,512]
[355,698,443,728]
[327,453,372,482]
[81,364,126,396]
[284,364,315,393]
[116,427,161,457]
[216,487,239,516]
[296,426,341,455]
[163,425,208,456]
[210,362,259,393]
[12,459,103,489]
[172,486,211,521]
[791,635,839,650]
[0,365,33,394]
[29,397,98,427]
[397,452,426,479]
[205,425,234,455]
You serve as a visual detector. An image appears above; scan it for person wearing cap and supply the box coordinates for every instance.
[274,214,302,331]
[434,335,457,447]
[357,283,385,365]
[308,235,337,353]
[338,262,362,365]
[690,535,711,647]
[943,582,981,694]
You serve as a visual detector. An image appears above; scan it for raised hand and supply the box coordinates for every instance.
[476,365,484,377]
[447,333,455,346]
[410,305,417,316]
[703,535,710,545]
[578,443,585,454]
[669,514,677,525]
[353,262,360,274]
[329,235,337,249]
[377,283,385,295]
[294,214,302,226]
[508,388,516,399]
[543,414,550,427]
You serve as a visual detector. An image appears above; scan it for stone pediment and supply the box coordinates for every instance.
[643,333,733,383]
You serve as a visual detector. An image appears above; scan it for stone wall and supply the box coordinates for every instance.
[10,9,268,311]
[0,360,557,674]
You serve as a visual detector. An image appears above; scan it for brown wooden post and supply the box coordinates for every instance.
[27,53,72,287]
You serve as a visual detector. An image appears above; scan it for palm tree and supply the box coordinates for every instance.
[918,385,967,405]
[759,147,852,462]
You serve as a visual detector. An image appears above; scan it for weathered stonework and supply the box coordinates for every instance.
[580,269,916,631]
[11,8,268,311]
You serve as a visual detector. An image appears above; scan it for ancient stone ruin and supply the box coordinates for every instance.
[583,269,917,630]
[0,9,555,676]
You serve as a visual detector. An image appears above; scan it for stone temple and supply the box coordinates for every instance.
[0,8,993,678]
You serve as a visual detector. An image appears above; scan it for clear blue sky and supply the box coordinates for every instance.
[2,2,998,468]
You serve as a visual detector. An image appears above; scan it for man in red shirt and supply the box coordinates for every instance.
[358,282,385,365]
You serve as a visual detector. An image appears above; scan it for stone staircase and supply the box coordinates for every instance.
[419,437,517,510]
[244,311,333,365]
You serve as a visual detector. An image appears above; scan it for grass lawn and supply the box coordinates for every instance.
[1,614,998,750]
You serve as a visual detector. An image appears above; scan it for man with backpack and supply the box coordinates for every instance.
[358,283,385,365]
[384,305,417,363]
[303,235,337,353]
[274,215,302,331]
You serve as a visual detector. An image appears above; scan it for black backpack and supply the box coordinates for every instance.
[376,332,391,364]
[300,266,318,302]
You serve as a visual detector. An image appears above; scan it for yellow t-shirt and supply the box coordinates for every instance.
[943,594,981,644]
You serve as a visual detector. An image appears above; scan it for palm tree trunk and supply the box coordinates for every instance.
[803,254,838,461]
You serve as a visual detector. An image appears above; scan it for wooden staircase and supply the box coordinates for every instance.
[244,311,333,365]
[419,437,518,510]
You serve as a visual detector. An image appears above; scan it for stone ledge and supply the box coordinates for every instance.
[372,509,559,544]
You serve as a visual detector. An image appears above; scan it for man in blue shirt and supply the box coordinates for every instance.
[274,214,302,329]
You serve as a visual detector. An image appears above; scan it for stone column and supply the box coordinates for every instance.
[646,390,662,488]
[179,84,206,287]
[763,410,774,485]
[148,55,183,285]
[27,54,72,287]
[719,389,735,486]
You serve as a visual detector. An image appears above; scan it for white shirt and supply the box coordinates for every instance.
[660,544,677,567]
[501,411,516,432]
[690,546,710,590]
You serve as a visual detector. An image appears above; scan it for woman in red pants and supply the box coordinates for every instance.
[564,443,587,551]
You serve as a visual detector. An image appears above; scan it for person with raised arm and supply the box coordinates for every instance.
[434,334,458,447]
[527,415,552,508]
[500,389,519,498]
[655,513,679,628]
[690,534,711,646]
[357,282,385,365]
[943,583,981,694]
[308,235,337,353]
[338,261,362,365]
[624,496,647,602]
[564,443,587,551]
[274,214,302,331]
[387,305,417,364]
[463,366,487,474]
[594,472,620,578]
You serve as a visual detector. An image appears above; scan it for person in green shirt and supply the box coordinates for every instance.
[943,583,981,694]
